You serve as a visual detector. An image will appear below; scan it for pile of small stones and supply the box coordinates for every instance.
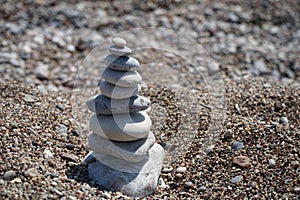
[84,38,164,197]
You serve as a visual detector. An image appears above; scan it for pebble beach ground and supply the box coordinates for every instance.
[1,0,299,199]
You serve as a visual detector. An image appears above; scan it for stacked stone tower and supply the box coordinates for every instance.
[84,38,164,197]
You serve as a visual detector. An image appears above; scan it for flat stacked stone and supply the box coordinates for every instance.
[83,37,164,197]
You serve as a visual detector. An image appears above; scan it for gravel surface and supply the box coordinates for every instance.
[1,0,300,199]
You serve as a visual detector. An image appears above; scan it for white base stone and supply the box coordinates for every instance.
[88,131,155,163]
[85,144,164,197]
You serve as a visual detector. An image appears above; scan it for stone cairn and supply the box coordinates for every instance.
[83,37,165,197]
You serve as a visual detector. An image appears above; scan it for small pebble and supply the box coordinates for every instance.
[3,170,17,181]
[251,182,257,188]
[66,44,75,52]
[231,175,243,184]
[47,84,59,92]
[24,168,39,178]
[51,181,58,186]
[37,85,48,95]
[233,155,251,168]
[185,181,193,188]
[66,144,75,150]
[24,94,37,103]
[162,167,173,173]
[175,173,183,178]
[60,153,79,162]
[69,196,77,200]
[34,62,49,80]
[198,185,206,192]
[56,125,68,136]
[235,103,241,114]
[102,191,112,199]
[280,117,288,125]
[112,37,126,47]
[158,178,167,189]
[56,104,64,111]
[11,178,22,184]
[291,161,299,169]
[50,173,58,178]
[71,130,80,136]
[224,129,233,140]
[263,83,272,88]
[294,187,300,194]
[232,141,244,150]
[43,149,53,159]
[176,167,187,173]
[269,159,276,167]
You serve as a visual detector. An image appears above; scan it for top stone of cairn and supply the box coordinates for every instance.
[112,37,126,47]
[109,37,132,56]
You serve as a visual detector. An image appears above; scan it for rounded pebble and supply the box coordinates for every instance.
[233,155,251,168]
[112,37,126,47]
[109,45,132,56]
[232,141,244,150]
[90,111,152,141]
[87,94,150,115]
[198,185,207,192]
[102,68,141,87]
[103,55,140,71]
[185,181,193,188]
[280,117,289,124]
[100,81,139,99]
[3,170,17,181]
[176,167,187,173]
[24,168,39,178]
[268,158,276,167]
[231,175,243,184]
[88,131,155,163]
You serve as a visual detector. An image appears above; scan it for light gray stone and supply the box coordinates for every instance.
[24,94,37,103]
[86,144,164,197]
[34,62,49,80]
[37,85,48,95]
[103,55,140,71]
[280,117,288,124]
[88,131,155,163]
[268,158,276,167]
[86,94,150,115]
[102,68,141,87]
[112,37,126,47]
[24,168,39,178]
[232,141,244,150]
[109,45,132,56]
[254,59,268,74]
[231,175,243,184]
[100,81,139,99]
[89,111,152,141]
[3,170,17,181]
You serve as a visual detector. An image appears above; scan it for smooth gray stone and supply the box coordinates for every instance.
[88,131,155,163]
[102,68,141,87]
[86,94,150,115]
[112,37,126,47]
[109,45,132,56]
[100,81,139,99]
[103,55,140,71]
[89,111,152,141]
[86,144,164,197]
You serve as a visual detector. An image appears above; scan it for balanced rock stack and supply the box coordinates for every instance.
[84,37,165,197]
